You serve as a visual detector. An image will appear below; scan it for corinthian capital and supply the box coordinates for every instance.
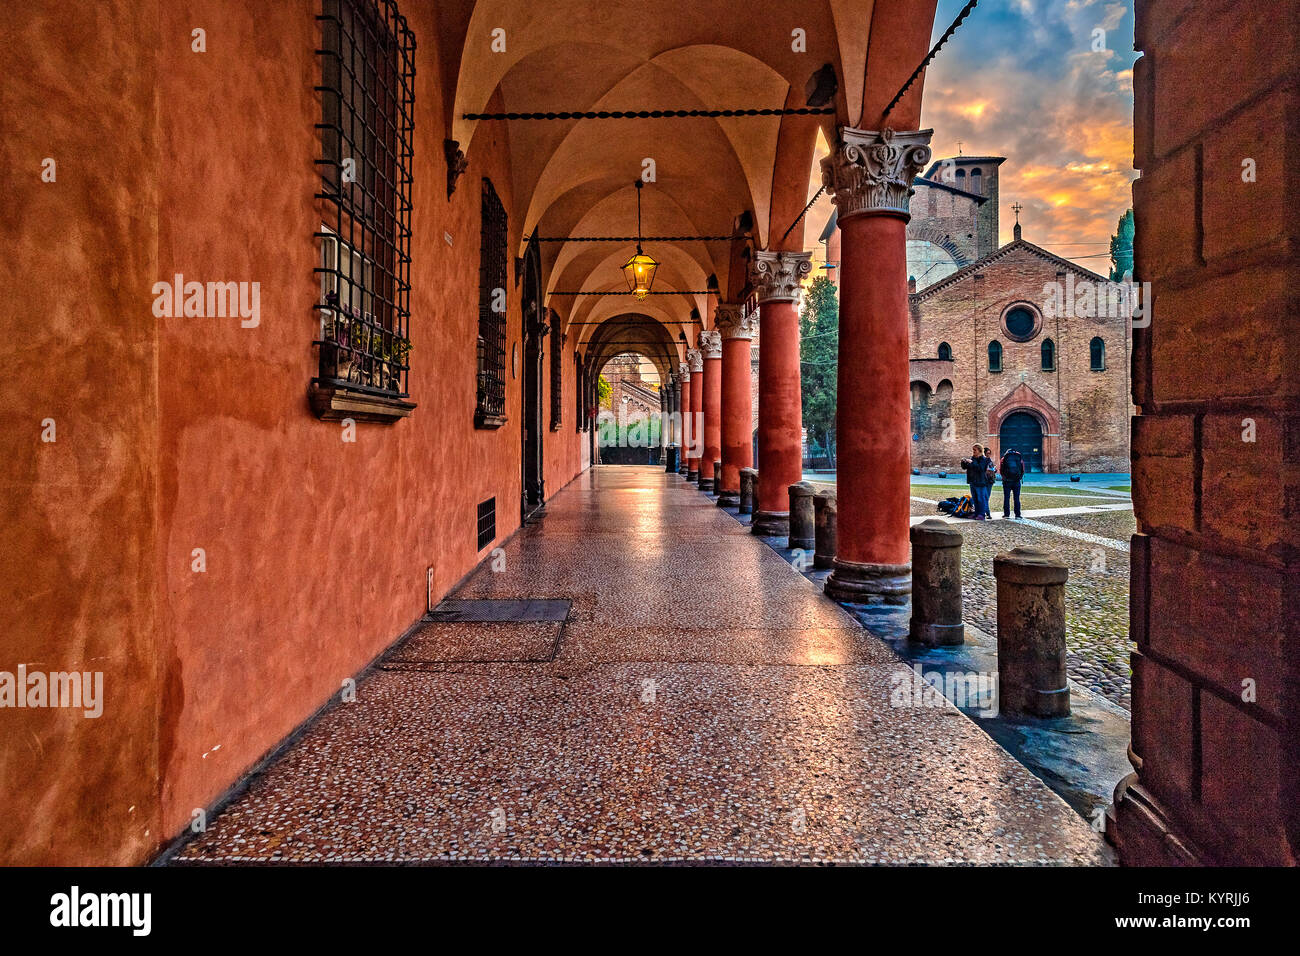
[821,126,934,222]
[687,348,704,373]
[697,329,722,358]
[749,250,813,304]
[714,303,757,341]
[677,361,691,381]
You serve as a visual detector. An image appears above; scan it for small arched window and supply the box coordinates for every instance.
[938,342,952,361]
[1041,338,1055,371]
[956,168,966,183]
[1090,336,1106,370]
[971,168,983,195]
[988,340,1003,373]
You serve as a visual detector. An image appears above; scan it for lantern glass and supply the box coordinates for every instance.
[622,251,658,299]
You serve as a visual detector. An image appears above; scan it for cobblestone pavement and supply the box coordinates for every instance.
[945,509,1135,711]
[170,467,1106,866]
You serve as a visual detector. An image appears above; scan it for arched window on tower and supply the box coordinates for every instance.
[1041,337,1055,371]
[988,340,1003,373]
[1090,336,1106,370]
[956,168,966,186]
[971,167,983,195]
[938,342,952,361]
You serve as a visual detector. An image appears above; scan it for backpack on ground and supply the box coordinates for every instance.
[939,495,974,518]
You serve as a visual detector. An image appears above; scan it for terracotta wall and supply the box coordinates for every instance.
[908,246,1131,472]
[1,0,585,864]
[1,0,164,867]
[1110,0,1298,865]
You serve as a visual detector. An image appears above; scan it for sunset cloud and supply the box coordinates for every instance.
[918,0,1139,269]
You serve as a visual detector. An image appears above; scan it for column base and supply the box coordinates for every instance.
[824,558,910,604]
[687,469,698,482]
[751,510,789,537]
[716,491,739,508]
[908,620,965,647]
[699,477,713,492]
[789,534,814,550]
[1106,772,1206,865]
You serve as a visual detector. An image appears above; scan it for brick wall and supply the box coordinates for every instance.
[1108,0,1299,866]
[908,243,1132,473]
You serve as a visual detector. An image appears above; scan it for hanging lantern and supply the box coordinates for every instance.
[621,180,658,298]
[622,247,658,299]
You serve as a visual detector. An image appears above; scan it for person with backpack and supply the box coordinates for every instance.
[999,446,1025,519]
[959,444,994,520]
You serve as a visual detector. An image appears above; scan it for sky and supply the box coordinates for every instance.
[807,0,1138,272]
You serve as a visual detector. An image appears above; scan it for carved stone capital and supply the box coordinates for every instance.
[820,126,934,222]
[697,329,722,358]
[677,361,691,381]
[714,303,757,341]
[749,250,813,304]
[686,348,704,373]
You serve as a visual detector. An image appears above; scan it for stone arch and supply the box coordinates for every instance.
[986,384,1061,473]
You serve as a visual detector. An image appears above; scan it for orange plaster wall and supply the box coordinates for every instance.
[1,0,584,864]
[1,1,165,865]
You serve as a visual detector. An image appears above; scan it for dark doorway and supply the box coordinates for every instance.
[999,411,1043,473]
[521,235,545,521]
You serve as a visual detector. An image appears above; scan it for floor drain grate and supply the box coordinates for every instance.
[427,599,571,622]
[378,600,573,666]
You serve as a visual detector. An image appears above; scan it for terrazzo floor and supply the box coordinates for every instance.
[172,466,1109,866]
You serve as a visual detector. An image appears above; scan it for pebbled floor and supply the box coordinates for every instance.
[171,467,1109,865]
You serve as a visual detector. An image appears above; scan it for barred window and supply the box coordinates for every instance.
[574,352,582,432]
[313,0,415,413]
[549,318,563,429]
[477,178,508,428]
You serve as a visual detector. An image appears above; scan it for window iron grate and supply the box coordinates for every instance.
[313,0,415,399]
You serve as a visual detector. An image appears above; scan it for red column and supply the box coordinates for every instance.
[687,349,703,481]
[750,251,812,536]
[714,303,754,506]
[678,363,693,477]
[698,330,722,491]
[821,126,933,603]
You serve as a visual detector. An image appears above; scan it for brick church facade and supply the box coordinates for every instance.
[820,154,1132,473]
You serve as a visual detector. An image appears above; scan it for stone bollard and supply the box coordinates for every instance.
[993,547,1071,718]
[739,468,757,514]
[908,519,964,646]
[813,490,837,569]
[788,481,816,551]
[665,445,679,473]
[711,459,722,495]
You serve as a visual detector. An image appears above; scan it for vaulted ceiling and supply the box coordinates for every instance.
[436,0,939,358]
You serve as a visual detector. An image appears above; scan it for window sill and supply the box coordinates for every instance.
[475,410,507,429]
[309,383,416,424]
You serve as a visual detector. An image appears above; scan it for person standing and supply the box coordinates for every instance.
[981,446,997,518]
[999,446,1025,519]
[960,443,993,520]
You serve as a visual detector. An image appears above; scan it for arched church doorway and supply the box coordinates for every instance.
[999,411,1043,473]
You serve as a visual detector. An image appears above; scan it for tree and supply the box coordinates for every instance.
[799,275,838,468]
[597,374,612,408]
[1109,208,1135,282]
